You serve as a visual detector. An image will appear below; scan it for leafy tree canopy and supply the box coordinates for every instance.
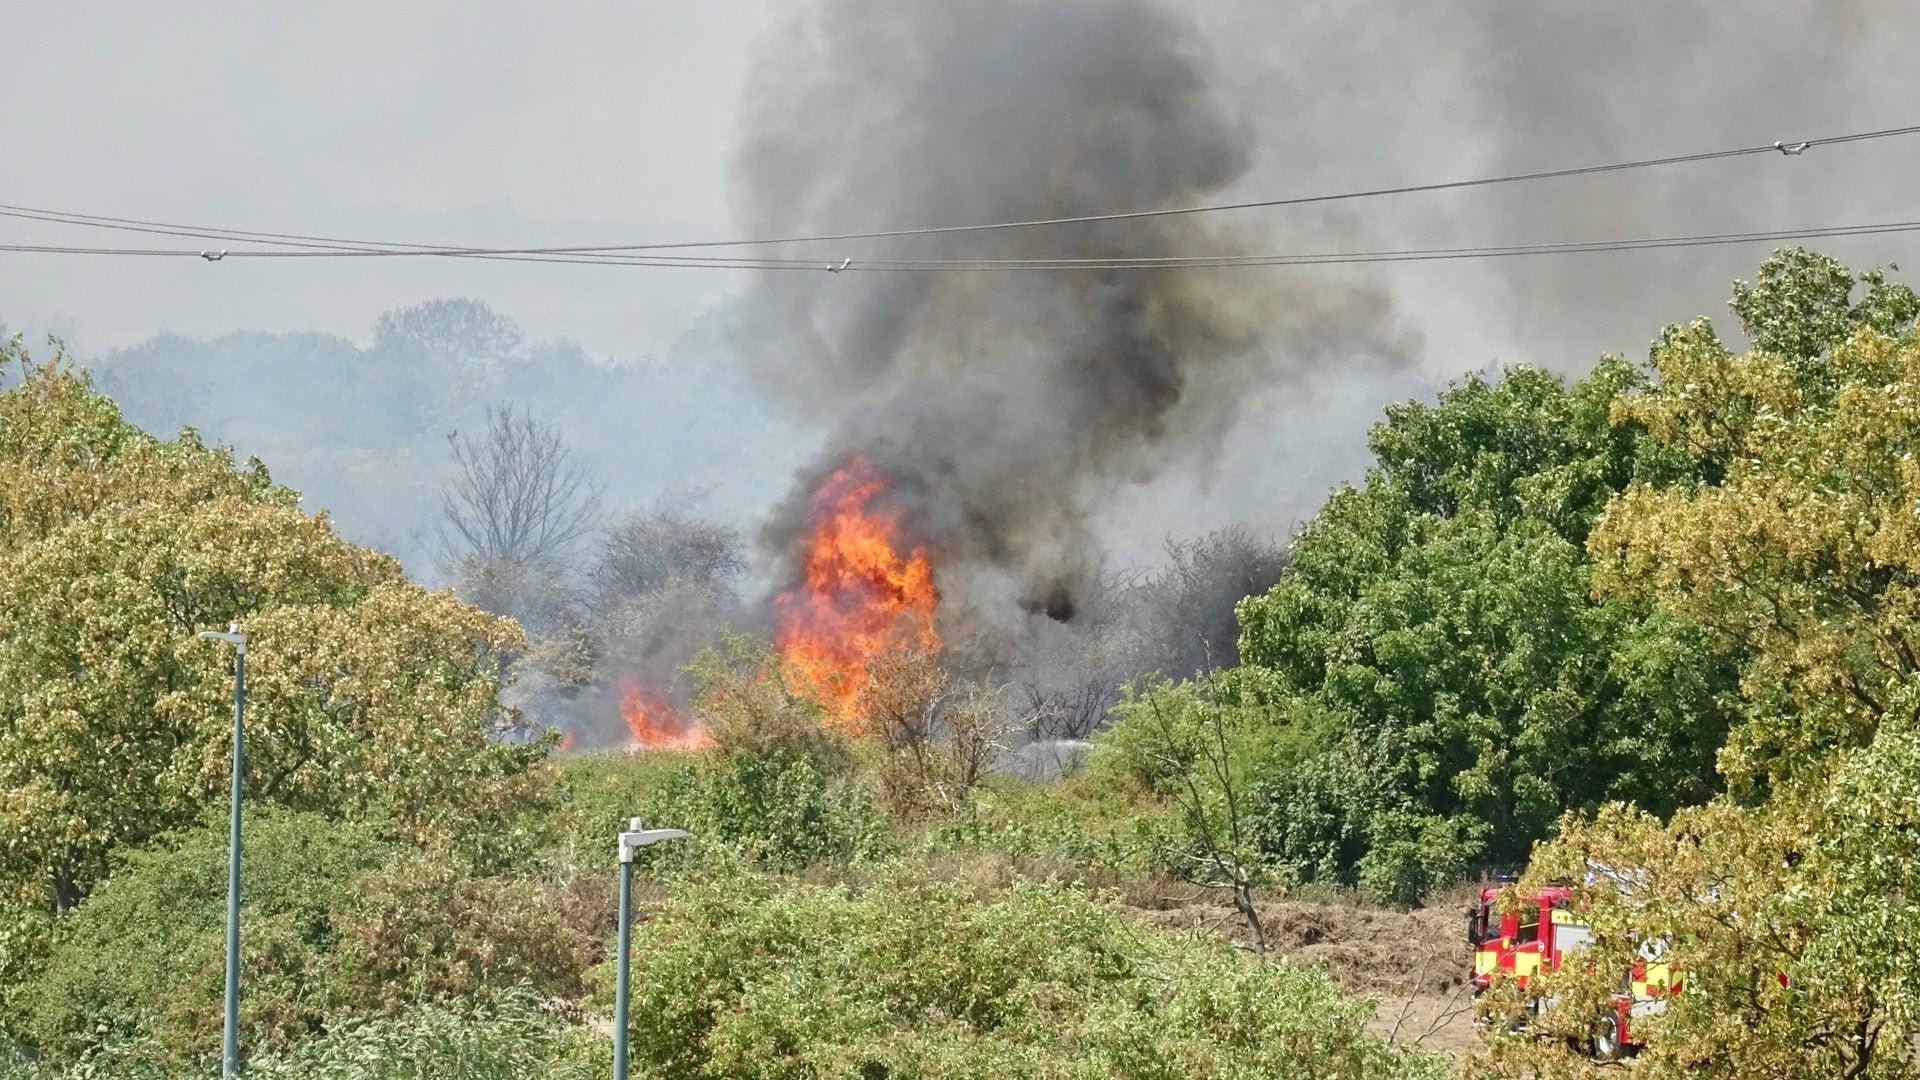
[1594,250,1920,795]
[0,342,547,919]
[1206,350,1738,896]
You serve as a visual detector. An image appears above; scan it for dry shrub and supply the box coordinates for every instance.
[330,854,594,1013]
[858,647,1012,816]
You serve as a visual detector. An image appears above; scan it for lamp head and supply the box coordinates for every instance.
[196,623,247,652]
[618,818,690,863]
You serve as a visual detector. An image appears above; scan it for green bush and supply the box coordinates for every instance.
[244,993,602,1080]
[916,775,1164,872]
[551,636,888,875]
[327,854,593,1014]
[1354,810,1486,907]
[1,1039,173,1080]
[1243,746,1376,888]
[13,810,592,1070]
[553,750,707,855]
[638,751,885,872]
[0,904,53,1046]
[621,869,1447,1079]
[0,994,600,1080]
[19,810,393,1062]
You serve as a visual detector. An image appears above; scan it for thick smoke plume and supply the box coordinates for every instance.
[731,0,1410,624]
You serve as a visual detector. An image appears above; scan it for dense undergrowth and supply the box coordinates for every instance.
[0,740,1448,1080]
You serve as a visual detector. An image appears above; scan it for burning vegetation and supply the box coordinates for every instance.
[598,457,945,751]
[774,457,941,732]
[430,0,1333,759]
[439,401,1284,759]
[617,673,716,751]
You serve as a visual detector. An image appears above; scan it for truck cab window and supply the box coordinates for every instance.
[1468,902,1490,945]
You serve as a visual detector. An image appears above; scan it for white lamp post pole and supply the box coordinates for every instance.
[613,818,687,1080]
[196,624,248,1078]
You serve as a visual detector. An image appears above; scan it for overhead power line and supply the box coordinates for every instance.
[2,122,1917,260]
[5,218,1919,271]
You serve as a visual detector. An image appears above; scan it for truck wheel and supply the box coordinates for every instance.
[1592,1012,1627,1061]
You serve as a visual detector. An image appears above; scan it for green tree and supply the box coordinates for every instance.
[0,343,548,918]
[1103,678,1275,950]
[1592,253,1920,796]
[1219,357,1738,895]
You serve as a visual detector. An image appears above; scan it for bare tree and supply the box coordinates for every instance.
[1131,525,1288,677]
[590,498,748,616]
[1021,680,1119,743]
[1005,527,1287,744]
[860,647,1011,816]
[1134,680,1269,954]
[1008,563,1143,741]
[441,405,600,574]
[449,552,585,637]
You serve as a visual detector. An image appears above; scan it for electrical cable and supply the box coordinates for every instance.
[6,218,1918,271]
[2,122,1916,259]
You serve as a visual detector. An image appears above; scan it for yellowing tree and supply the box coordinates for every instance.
[1473,251,1920,1079]
[1595,260,1920,795]
[0,342,543,916]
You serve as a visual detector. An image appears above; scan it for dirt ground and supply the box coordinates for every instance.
[1130,889,1482,1057]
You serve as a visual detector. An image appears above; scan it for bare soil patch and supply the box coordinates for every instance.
[1130,893,1480,1056]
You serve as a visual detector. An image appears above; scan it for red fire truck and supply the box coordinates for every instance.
[1467,884,1676,1059]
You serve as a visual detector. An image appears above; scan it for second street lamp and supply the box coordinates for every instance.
[196,623,248,1079]
[613,817,687,1080]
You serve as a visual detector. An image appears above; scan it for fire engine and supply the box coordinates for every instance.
[1467,883,1677,1060]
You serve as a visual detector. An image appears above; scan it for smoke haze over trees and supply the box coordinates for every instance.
[68,292,1306,749]
[80,299,808,581]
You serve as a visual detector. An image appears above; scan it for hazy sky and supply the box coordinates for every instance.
[4,1,792,356]
[6,1,1919,569]
[11,1,1916,365]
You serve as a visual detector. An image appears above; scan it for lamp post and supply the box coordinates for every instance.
[197,623,247,1079]
[613,817,687,1080]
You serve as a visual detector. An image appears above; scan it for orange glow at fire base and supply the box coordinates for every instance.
[618,675,715,751]
[775,457,941,729]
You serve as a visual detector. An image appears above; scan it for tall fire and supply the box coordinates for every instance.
[776,457,941,730]
[618,674,715,751]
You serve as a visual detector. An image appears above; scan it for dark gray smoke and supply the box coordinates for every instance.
[730,0,1412,622]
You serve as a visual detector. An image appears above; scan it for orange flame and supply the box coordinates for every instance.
[618,675,715,751]
[775,457,940,729]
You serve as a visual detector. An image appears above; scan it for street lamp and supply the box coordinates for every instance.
[196,623,247,1079]
[613,817,687,1080]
